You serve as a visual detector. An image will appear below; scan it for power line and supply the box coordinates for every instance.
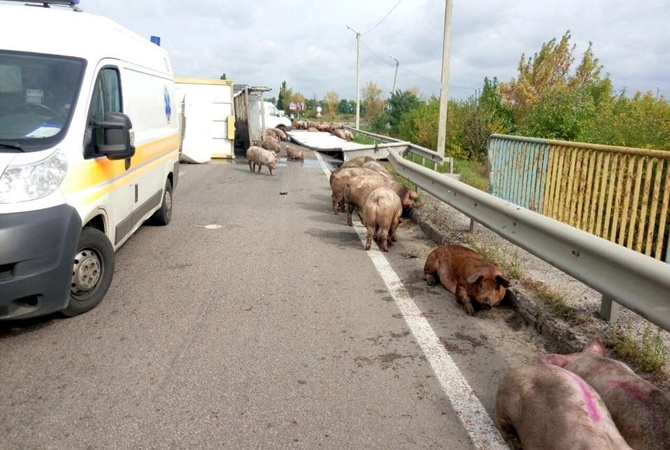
[398,65,440,86]
[360,39,441,85]
[360,40,396,66]
[362,0,402,35]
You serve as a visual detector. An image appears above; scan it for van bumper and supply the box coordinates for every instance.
[0,205,81,320]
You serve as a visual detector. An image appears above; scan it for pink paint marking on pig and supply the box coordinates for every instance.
[567,372,601,422]
[606,379,668,432]
[606,380,645,402]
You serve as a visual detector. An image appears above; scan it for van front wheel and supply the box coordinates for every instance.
[63,228,115,317]
[149,178,172,226]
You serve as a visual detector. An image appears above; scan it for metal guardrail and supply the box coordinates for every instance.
[344,126,451,169]
[387,147,670,332]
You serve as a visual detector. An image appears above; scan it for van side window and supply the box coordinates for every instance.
[85,67,122,157]
[102,69,122,113]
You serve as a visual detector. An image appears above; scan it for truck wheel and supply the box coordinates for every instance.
[62,227,115,317]
[149,178,172,226]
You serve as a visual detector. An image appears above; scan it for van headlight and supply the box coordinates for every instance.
[0,149,68,204]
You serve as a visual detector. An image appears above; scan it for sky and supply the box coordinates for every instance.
[31,0,670,101]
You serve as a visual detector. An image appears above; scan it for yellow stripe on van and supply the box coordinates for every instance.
[61,133,179,200]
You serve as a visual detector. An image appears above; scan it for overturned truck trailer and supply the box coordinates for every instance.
[176,78,235,163]
[233,85,291,150]
[233,85,268,151]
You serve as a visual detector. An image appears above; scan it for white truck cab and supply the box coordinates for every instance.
[0,1,180,319]
[262,101,292,131]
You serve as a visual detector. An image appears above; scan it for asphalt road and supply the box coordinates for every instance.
[0,150,547,449]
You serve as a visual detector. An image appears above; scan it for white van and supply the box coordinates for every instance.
[0,1,180,319]
[262,101,292,131]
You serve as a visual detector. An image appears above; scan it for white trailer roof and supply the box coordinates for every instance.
[287,130,393,161]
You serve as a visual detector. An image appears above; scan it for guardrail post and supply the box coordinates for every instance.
[469,218,477,233]
[600,295,621,322]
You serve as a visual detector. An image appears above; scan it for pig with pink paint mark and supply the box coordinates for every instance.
[540,339,670,450]
[495,364,632,450]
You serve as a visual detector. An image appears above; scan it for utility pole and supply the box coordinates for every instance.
[436,0,454,158]
[347,25,361,130]
[390,55,399,94]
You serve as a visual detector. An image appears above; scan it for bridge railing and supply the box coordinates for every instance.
[488,134,670,264]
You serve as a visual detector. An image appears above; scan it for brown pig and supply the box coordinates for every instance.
[361,187,402,252]
[361,160,393,178]
[329,167,386,214]
[343,175,418,226]
[284,144,304,160]
[495,364,633,450]
[339,156,375,170]
[264,127,287,141]
[423,244,515,315]
[253,138,281,154]
[540,339,670,450]
[332,128,348,140]
[246,145,277,175]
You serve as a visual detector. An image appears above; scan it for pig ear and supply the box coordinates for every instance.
[466,273,484,285]
[496,275,510,288]
[583,339,605,356]
[538,354,573,367]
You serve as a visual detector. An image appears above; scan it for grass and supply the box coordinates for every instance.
[520,278,583,324]
[606,323,668,374]
[404,152,490,192]
[353,135,378,145]
[464,236,523,280]
[453,159,490,192]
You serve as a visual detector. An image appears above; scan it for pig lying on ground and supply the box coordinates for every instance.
[332,128,348,140]
[246,145,277,175]
[423,244,516,315]
[343,175,418,227]
[495,364,633,450]
[361,187,402,252]
[284,144,304,160]
[330,167,387,214]
[539,339,670,450]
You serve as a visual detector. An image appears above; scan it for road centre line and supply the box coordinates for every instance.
[314,152,507,449]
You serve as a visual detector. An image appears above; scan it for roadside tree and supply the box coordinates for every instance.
[323,91,340,119]
[362,80,386,128]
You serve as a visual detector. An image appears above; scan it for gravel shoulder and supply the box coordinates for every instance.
[409,190,670,391]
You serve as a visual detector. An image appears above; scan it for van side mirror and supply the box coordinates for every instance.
[93,111,135,160]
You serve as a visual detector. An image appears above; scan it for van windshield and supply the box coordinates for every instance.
[0,51,85,152]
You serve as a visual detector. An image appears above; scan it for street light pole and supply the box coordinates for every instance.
[436,0,454,158]
[390,55,399,94]
[347,25,361,130]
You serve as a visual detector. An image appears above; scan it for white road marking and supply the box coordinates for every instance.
[314,151,507,450]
